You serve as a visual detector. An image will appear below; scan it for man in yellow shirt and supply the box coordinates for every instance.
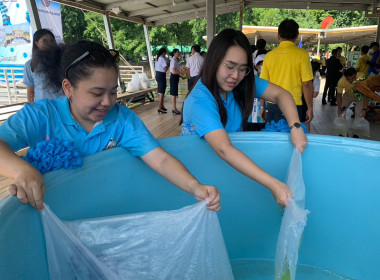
[355,45,370,75]
[260,19,314,125]
[337,68,368,120]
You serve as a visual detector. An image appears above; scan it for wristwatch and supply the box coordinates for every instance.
[289,122,301,130]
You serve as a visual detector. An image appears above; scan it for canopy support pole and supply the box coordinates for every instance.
[206,0,215,48]
[239,0,244,31]
[143,24,155,79]
[103,12,124,91]
[376,17,380,42]
[25,0,42,33]
[317,37,321,56]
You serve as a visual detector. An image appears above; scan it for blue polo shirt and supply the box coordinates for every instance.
[182,76,268,136]
[0,97,159,157]
[23,60,65,101]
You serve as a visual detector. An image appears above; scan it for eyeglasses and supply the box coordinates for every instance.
[65,49,120,78]
[223,63,251,77]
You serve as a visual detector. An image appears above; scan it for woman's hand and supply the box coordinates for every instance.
[290,128,308,154]
[269,180,292,207]
[8,165,45,211]
[192,183,221,212]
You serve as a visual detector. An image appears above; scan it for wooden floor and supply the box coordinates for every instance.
[1,78,380,202]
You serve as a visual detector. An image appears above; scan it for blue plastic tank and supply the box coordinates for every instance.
[0,132,379,279]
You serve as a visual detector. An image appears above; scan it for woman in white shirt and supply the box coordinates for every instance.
[155,48,168,113]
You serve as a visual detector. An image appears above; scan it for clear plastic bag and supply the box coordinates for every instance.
[333,116,350,137]
[350,117,370,137]
[41,201,234,280]
[275,149,310,280]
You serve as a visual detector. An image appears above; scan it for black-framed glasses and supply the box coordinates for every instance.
[223,63,251,77]
[65,49,120,78]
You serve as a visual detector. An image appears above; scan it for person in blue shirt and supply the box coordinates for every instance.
[23,29,65,103]
[182,29,308,207]
[0,41,220,212]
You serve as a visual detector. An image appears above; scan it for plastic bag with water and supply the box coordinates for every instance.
[275,149,310,280]
[350,117,370,137]
[333,116,350,137]
[41,201,234,280]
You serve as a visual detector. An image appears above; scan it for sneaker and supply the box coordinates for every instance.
[322,99,327,105]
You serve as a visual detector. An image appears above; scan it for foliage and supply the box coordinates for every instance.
[61,6,378,60]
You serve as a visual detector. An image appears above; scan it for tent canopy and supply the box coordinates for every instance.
[242,25,378,46]
[54,0,380,27]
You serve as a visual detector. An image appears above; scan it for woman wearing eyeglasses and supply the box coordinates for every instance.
[23,29,64,103]
[182,29,307,207]
[0,41,220,212]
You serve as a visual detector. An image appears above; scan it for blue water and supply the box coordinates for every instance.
[231,259,355,280]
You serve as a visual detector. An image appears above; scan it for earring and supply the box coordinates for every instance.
[68,97,72,103]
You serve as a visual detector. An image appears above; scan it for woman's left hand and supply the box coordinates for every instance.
[290,127,308,153]
[193,184,221,212]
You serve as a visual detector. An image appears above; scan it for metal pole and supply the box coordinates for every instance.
[254,35,257,45]
[317,37,321,56]
[239,0,244,31]
[103,12,115,49]
[143,24,155,79]
[206,0,215,48]
[25,0,42,33]
[377,17,380,42]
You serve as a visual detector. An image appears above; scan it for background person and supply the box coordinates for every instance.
[355,45,370,76]
[169,48,185,115]
[155,47,168,113]
[185,44,204,91]
[0,41,221,212]
[182,29,308,207]
[260,19,314,126]
[23,29,64,103]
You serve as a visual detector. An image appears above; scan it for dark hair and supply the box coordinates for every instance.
[336,47,342,51]
[331,49,338,56]
[311,61,320,74]
[172,48,179,56]
[278,19,299,40]
[370,42,379,48]
[190,29,254,128]
[192,45,201,53]
[157,47,167,60]
[250,45,256,53]
[256,39,266,50]
[200,51,206,56]
[343,67,357,77]
[62,41,119,87]
[31,28,56,71]
[361,45,369,54]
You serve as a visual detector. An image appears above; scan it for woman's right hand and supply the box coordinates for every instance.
[269,180,292,207]
[8,166,45,211]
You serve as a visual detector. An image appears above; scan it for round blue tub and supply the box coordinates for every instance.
[0,132,379,279]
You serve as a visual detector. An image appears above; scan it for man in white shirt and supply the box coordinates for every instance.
[185,45,204,91]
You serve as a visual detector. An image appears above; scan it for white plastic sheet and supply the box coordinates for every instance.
[275,149,310,280]
[41,201,234,280]
[333,116,351,137]
[351,117,370,137]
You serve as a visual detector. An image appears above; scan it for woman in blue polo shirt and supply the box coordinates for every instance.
[0,41,220,212]
[182,29,308,207]
[23,29,65,103]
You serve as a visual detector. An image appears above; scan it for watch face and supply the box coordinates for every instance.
[294,122,301,128]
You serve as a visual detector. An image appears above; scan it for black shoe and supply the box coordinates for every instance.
[172,110,181,115]
[161,107,167,111]
[353,134,359,138]
[330,102,337,106]
[158,109,167,113]
[322,99,327,105]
